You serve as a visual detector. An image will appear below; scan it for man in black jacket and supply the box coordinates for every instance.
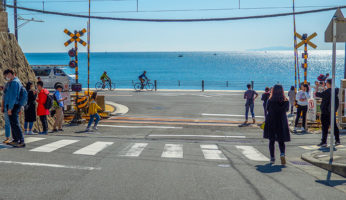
[315,79,341,147]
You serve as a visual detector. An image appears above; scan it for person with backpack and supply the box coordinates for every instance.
[3,69,27,147]
[52,83,67,132]
[243,84,258,124]
[86,92,103,132]
[24,82,37,135]
[36,81,50,135]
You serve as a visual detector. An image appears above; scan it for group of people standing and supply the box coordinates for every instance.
[0,69,67,148]
[243,76,341,165]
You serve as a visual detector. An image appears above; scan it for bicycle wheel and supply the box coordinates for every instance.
[95,82,103,90]
[146,83,154,91]
[134,83,142,91]
[109,83,116,90]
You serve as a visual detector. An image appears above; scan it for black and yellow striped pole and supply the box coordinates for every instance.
[295,32,317,85]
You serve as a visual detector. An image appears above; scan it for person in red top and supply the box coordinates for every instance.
[36,81,50,135]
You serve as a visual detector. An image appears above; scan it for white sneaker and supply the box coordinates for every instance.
[85,128,90,132]
[300,127,305,131]
[93,126,98,130]
[294,127,297,131]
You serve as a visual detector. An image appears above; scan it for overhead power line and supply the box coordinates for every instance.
[5,4,346,22]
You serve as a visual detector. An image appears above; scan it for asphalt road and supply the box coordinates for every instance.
[0,90,345,200]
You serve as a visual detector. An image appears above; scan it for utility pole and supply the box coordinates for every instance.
[14,0,17,40]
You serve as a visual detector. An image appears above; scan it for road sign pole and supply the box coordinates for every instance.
[330,17,337,160]
[304,40,308,84]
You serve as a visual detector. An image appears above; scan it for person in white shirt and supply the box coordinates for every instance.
[294,84,310,131]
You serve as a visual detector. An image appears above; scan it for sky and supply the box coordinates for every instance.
[3,0,346,52]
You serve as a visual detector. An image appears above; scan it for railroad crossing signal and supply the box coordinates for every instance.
[295,32,317,84]
[64,29,87,47]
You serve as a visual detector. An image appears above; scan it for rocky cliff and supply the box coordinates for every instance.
[0,32,55,132]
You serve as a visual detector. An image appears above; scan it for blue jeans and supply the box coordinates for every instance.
[87,114,100,128]
[4,111,11,138]
[24,122,34,131]
[245,103,255,120]
[9,104,24,143]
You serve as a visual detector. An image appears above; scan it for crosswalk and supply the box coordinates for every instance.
[2,137,274,162]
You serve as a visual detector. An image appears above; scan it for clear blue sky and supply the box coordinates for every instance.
[4,0,346,52]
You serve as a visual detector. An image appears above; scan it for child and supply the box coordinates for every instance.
[86,92,102,131]
[261,87,270,119]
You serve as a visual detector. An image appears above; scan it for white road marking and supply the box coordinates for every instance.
[148,135,245,138]
[0,160,100,170]
[200,144,227,160]
[30,140,79,153]
[24,137,46,143]
[202,113,265,118]
[299,145,320,150]
[73,142,114,155]
[236,146,269,161]
[161,144,183,158]
[120,143,148,157]
[97,124,182,129]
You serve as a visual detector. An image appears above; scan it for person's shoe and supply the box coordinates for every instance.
[7,141,19,146]
[300,127,305,131]
[2,138,11,144]
[293,127,298,131]
[39,132,47,135]
[58,129,64,132]
[280,155,286,165]
[335,141,341,146]
[52,129,58,133]
[24,131,28,135]
[92,126,98,130]
[85,127,91,132]
[15,143,26,148]
[270,157,275,164]
[317,142,327,147]
[252,119,256,124]
[27,131,34,135]
[243,120,248,124]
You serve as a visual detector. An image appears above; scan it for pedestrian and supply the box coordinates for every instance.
[36,81,50,135]
[86,92,102,132]
[315,79,341,147]
[294,84,310,132]
[263,84,290,165]
[24,82,37,135]
[243,84,258,124]
[261,87,270,118]
[52,83,67,132]
[288,86,296,115]
[3,69,26,147]
[1,83,11,144]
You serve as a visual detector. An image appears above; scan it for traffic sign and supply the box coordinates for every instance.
[296,32,317,49]
[325,8,346,43]
[64,29,87,47]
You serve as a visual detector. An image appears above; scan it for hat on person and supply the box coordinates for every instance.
[55,83,63,90]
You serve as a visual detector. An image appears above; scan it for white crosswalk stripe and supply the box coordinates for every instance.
[236,146,269,161]
[120,143,148,157]
[30,140,79,153]
[200,144,227,160]
[161,144,183,158]
[73,142,114,155]
[25,137,46,144]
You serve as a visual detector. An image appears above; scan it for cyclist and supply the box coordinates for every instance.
[100,71,111,89]
[138,71,149,89]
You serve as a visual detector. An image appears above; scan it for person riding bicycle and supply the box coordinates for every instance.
[138,71,149,89]
[100,71,111,89]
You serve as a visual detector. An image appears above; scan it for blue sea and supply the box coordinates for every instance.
[25,51,346,90]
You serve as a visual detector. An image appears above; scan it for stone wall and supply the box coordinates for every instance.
[0,2,8,33]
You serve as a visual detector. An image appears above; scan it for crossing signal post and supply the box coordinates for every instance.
[64,28,87,124]
[295,32,317,85]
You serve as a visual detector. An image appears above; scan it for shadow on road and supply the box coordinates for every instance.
[255,163,286,173]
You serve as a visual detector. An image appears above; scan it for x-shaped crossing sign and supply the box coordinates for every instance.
[64,29,87,47]
[295,32,317,49]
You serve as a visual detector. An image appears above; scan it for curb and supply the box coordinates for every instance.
[301,151,346,177]
[105,101,129,116]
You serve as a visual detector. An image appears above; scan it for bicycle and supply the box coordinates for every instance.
[95,80,116,91]
[134,80,154,91]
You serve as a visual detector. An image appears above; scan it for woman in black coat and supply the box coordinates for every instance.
[24,82,37,135]
[264,84,290,165]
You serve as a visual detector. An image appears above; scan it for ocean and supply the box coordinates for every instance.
[25,50,346,90]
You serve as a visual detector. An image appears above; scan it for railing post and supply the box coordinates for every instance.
[154,80,157,91]
[226,81,229,87]
[178,80,180,87]
[251,81,254,89]
[202,80,205,92]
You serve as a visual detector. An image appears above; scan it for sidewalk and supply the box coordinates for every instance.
[302,146,346,177]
